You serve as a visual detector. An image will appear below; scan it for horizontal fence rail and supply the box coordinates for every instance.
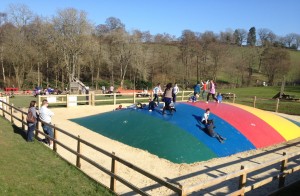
[1,98,299,195]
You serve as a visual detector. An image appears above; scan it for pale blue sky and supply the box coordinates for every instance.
[1,0,299,37]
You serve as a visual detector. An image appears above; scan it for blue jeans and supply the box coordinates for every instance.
[153,94,159,105]
[27,123,36,142]
[42,124,53,143]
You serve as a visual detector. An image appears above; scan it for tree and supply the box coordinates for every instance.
[261,47,290,85]
[52,8,92,88]
[284,33,297,48]
[247,27,256,46]
[258,28,276,46]
[233,29,247,46]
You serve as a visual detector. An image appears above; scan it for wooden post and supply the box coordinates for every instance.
[238,165,247,196]
[22,113,25,131]
[35,119,39,138]
[89,92,92,105]
[181,91,185,101]
[10,103,13,123]
[92,92,95,106]
[76,135,81,168]
[2,101,5,117]
[253,96,257,108]
[37,95,41,109]
[133,92,136,104]
[275,98,280,113]
[66,94,69,108]
[279,152,288,188]
[110,152,117,192]
[113,93,116,106]
[179,184,186,196]
[53,125,57,152]
[233,93,236,103]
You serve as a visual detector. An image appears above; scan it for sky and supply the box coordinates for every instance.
[0,0,299,38]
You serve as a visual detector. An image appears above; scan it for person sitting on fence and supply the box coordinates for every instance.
[39,99,54,147]
[188,94,199,103]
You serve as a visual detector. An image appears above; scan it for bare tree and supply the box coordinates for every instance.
[52,8,93,88]
[233,28,247,46]
[262,47,290,85]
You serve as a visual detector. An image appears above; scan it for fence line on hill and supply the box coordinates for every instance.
[36,91,236,108]
[1,99,300,195]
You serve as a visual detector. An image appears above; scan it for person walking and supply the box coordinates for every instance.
[153,83,162,106]
[172,83,179,103]
[39,99,54,146]
[206,80,218,103]
[26,101,38,142]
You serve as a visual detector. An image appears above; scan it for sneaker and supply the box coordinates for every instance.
[206,101,208,104]
[149,109,152,112]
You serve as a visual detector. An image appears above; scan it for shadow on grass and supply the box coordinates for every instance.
[12,124,27,141]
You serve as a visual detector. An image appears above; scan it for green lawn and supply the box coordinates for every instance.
[220,86,300,115]
[0,117,114,196]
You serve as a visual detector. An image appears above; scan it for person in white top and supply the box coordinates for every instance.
[39,99,54,146]
[152,83,162,106]
[201,108,211,125]
[172,83,179,103]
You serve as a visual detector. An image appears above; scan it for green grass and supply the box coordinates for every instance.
[0,117,114,196]
[220,86,300,115]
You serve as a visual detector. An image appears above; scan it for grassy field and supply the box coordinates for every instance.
[0,117,114,196]
[220,86,300,115]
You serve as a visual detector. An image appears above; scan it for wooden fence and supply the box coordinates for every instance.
[37,91,236,108]
[1,99,300,195]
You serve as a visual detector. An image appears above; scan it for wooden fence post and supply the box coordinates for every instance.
[37,95,41,109]
[113,93,116,106]
[35,119,39,138]
[53,125,57,152]
[92,92,95,106]
[110,152,117,192]
[133,92,136,104]
[10,103,13,123]
[181,91,185,101]
[275,98,280,113]
[279,152,288,188]
[238,165,247,196]
[179,184,186,196]
[66,94,69,108]
[253,96,256,108]
[233,93,236,103]
[76,135,81,168]
[2,101,5,117]
[22,113,25,131]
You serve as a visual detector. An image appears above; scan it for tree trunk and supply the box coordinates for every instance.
[1,46,5,86]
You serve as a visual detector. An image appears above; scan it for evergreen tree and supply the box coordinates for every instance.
[247,27,256,46]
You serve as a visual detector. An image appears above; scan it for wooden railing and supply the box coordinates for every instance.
[0,100,182,195]
[37,91,236,108]
[1,99,299,195]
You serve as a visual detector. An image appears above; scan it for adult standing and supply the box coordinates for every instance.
[172,83,179,103]
[39,99,54,146]
[26,101,38,142]
[162,83,173,115]
[153,83,162,106]
[206,80,218,103]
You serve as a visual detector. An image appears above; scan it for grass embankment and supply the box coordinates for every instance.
[220,86,300,115]
[0,117,114,196]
